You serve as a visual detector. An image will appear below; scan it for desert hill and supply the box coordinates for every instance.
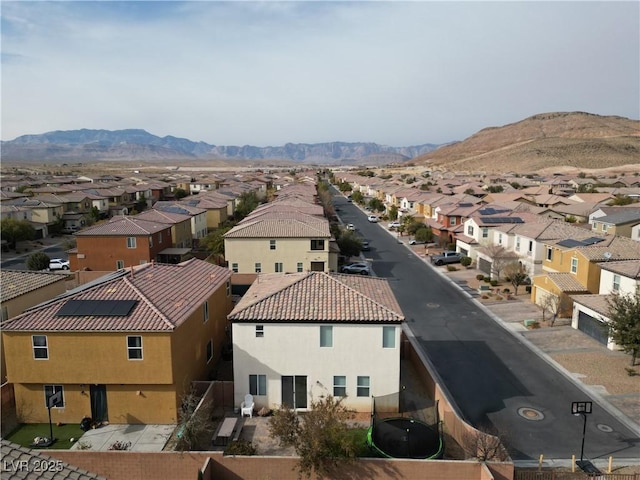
[409,112,640,174]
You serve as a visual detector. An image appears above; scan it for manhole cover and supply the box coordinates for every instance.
[597,424,613,433]
[426,303,439,308]
[517,407,545,421]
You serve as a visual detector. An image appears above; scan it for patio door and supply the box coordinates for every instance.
[281,376,307,409]
[90,384,108,422]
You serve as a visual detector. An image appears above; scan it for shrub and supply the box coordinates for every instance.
[483,277,492,283]
[476,274,485,281]
[446,243,456,251]
[460,256,472,267]
[225,439,257,456]
[26,252,50,271]
[502,288,511,294]
[490,280,498,287]
[446,265,458,272]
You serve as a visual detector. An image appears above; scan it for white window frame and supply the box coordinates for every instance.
[255,263,262,273]
[450,217,457,225]
[498,234,503,245]
[482,228,488,238]
[382,326,396,348]
[255,325,264,338]
[320,326,333,347]
[357,376,370,397]
[232,263,238,273]
[127,237,137,249]
[546,246,553,261]
[116,260,125,270]
[515,237,521,252]
[249,374,266,396]
[613,274,620,292]
[44,385,65,408]
[127,335,143,360]
[32,335,48,360]
[333,376,346,397]
[270,239,276,250]
[570,257,578,274]
[275,262,283,273]
[467,225,474,235]
[297,262,304,273]
[148,236,153,248]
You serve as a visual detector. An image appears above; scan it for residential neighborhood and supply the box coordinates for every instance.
[1,165,639,479]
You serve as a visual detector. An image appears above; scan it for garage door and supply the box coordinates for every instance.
[577,311,609,345]
[478,257,491,276]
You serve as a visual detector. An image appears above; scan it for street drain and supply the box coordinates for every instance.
[597,424,613,433]
[517,407,545,421]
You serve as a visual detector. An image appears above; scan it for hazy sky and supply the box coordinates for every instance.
[2,1,638,147]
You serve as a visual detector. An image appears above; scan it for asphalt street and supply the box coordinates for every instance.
[334,191,640,462]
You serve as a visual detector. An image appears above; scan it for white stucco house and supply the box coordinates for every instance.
[571,259,640,350]
[230,272,405,413]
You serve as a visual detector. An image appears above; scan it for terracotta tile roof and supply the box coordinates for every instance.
[229,272,404,323]
[152,202,207,216]
[0,270,67,303]
[545,273,590,293]
[571,294,613,317]
[134,209,191,225]
[1,440,106,480]
[2,259,231,332]
[224,213,330,238]
[75,216,171,236]
[579,236,640,261]
[598,259,640,279]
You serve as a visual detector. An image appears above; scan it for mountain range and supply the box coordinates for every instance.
[0,129,439,165]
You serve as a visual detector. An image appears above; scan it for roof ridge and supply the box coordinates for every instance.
[122,276,175,330]
[230,272,311,316]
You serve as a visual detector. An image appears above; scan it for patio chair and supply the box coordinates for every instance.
[240,394,254,418]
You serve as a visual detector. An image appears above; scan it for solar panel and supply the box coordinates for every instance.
[581,237,605,245]
[478,216,524,224]
[56,300,138,317]
[557,239,583,248]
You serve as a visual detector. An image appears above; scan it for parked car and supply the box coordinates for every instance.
[49,258,70,270]
[430,251,463,266]
[388,221,401,230]
[367,215,379,223]
[361,240,370,251]
[340,262,370,275]
[346,223,355,231]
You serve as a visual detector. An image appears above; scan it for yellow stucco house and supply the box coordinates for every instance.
[2,259,232,425]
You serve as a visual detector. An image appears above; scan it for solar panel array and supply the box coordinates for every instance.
[56,299,138,317]
[557,237,605,248]
[478,216,524,224]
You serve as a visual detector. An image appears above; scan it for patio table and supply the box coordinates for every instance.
[214,417,238,446]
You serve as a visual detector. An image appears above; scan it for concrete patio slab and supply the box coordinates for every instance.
[71,424,175,452]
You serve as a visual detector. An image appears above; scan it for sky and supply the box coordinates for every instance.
[1,1,638,147]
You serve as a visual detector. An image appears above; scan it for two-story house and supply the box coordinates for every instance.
[69,216,173,272]
[135,209,193,249]
[152,202,208,245]
[2,259,232,424]
[230,272,404,413]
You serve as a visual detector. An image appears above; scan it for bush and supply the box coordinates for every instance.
[446,265,458,271]
[224,439,257,456]
[460,256,472,267]
[476,274,485,281]
[483,277,492,283]
[26,252,50,271]
[490,280,498,287]
[502,288,511,294]
[446,243,456,251]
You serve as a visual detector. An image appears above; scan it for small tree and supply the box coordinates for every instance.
[414,226,433,244]
[367,197,384,212]
[176,386,215,451]
[605,291,640,366]
[350,191,364,205]
[1,218,36,249]
[337,181,352,193]
[27,252,50,271]
[204,226,232,256]
[483,244,513,281]
[540,292,571,326]
[269,395,356,479]
[336,231,362,258]
[235,191,261,220]
[387,205,398,221]
[503,261,529,295]
[173,188,189,200]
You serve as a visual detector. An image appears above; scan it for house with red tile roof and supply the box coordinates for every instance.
[229,272,404,413]
[1,259,232,425]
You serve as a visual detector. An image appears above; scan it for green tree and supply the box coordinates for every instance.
[414,226,433,243]
[269,395,356,479]
[235,191,261,220]
[486,185,504,193]
[204,226,232,256]
[388,205,399,221]
[337,182,352,193]
[336,230,362,258]
[1,218,36,249]
[609,195,636,206]
[174,188,189,200]
[503,261,529,295]
[367,198,385,212]
[350,191,364,204]
[605,291,640,366]
[26,252,50,271]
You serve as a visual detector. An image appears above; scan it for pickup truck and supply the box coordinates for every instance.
[430,251,463,266]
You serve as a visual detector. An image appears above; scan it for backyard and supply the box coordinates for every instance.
[5,423,83,450]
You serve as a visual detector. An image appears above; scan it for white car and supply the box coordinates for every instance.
[346,223,356,231]
[49,258,70,270]
[367,215,379,223]
[388,221,401,230]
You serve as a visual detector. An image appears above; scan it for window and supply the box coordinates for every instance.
[231,263,238,273]
[127,336,143,360]
[148,237,153,248]
[357,376,370,397]
[44,385,64,408]
[482,228,489,238]
[310,239,325,251]
[270,239,276,250]
[467,225,474,235]
[159,232,163,244]
[203,301,209,322]
[320,326,333,347]
[546,246,553,261]
[450,217,456,225]
[613,274,620,292]
[498,234,503,245]
[297,262,304,272]
[206,339,213,363]
[333,376,346,397]
[127,237,137,249]
[570,257,578,274]
[275,262,283,273]
[249,374,266,395]
[255,263,262,273]
[515,237,521,252]
[382,326,396,348]
[32,335,48,359]
[528,241,533,253]
[603,224,609,232]
[226,280,231,296]
[116,260,125,270]
[256,325,264,338]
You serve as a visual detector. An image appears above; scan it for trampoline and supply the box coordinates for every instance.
[367,417,443,459]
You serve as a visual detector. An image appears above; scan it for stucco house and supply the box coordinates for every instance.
[230,272,405,413]
[2,259,232,425]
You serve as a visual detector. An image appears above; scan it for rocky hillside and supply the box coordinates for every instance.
[0,129,438,165]
[409,112,640,174]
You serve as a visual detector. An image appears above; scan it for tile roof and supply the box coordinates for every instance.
[597,210,640,225]
[224,212,330,238]
[1,440,106,480]
[0,270,67,303]
[134,209,191,225]
[2,259,231,332]
[545,273,590,293]
[579,236,640,261]
[229,272,404,323]
[75,216,171,236]
[598,259,640,279]
[571,294,613,317]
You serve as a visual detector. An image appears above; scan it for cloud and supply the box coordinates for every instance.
[2,1,638,146]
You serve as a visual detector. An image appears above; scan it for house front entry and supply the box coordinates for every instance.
[281,375,307,409]
[90,384,108,422]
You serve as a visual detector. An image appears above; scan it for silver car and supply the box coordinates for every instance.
[340,262,370,275]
